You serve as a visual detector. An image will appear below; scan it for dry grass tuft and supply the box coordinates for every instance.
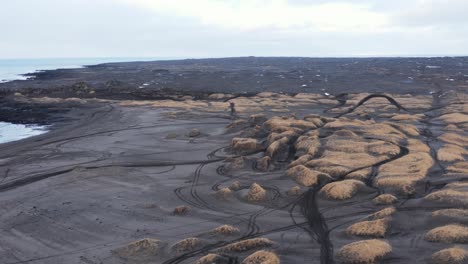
[266,137,290,161]
[436,113,468,124]
[307,151,388,179]
[232,138,260,154]
[368,207,396,220]
[267,130,298,145]
[425,224,468,243]
[375,152,433,194]
[113,238,165,260]
[216,188,233,199]
[247,183,267,202]
[425,189,468,207]
[229,181,242,191]
[173,205,190,215]
[241,250,280,264]
[294,136,321,156]
[432,209,468,222]
[256,156,271,171]
[171,237,204,253]
[437,144,467,162]
[211,225,240,236]
[289,154,313,168]
[195,253,230,264]
[387,122,420,136]
[373,194,397,205]
[218,238,275,253]
[286,165,331,187]
[406,139,431,153]
[287,186,303,196]
[225,157,247,170]
[336,239,392,264]
[430,247,468,264]
[447,161,468,174]
[345,168,372,181]
[320,180,367,200]
[264,116,318,131]
[390,114,425,121]
[439,132,468,147]
[346,218,390,238]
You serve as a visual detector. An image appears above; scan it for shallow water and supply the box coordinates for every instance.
[0,122,48,144]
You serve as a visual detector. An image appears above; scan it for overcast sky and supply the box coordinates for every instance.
[1,0,467,58]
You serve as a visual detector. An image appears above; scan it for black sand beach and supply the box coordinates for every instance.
[0,57,467,264]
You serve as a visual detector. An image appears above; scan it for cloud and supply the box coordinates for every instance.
[118,0,388,32]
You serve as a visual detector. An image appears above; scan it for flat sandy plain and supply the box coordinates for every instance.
[0,57,467,264]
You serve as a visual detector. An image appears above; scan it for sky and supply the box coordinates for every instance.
[1,0,468,58]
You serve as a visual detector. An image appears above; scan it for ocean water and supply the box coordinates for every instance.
[0,57,179,83]
[0,57,180,143]
[0,122,48,144]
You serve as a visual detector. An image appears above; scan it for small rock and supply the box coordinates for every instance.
[187,129,201,137]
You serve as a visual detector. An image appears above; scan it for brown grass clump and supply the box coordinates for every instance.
[225,157,247,170]
[195,253,230,264]
[368,207,396,220]
[403,139,430,154]
[289,154,313,168]
[266,137,290,161]
[287,186,303,196]
[336,239,392,264]
[346,218,390,238]
[439,132,468,147]
[447,161,468,174]
[430,247,468,264]
[367,142,400,156]
[373,194,397,205]
[229,181,242,191]
[432,209,468,222]
[390,113,424,121]
[173,205,190,215]
[294,136,321,156]
[386,122,420,136]
[320,180,367,200]
[216,188,233,199]
[286,165,331,187]
[218,238,274,253]
[425,189,468,207]
[264,116,318,131]
[375,152,433,194]
[211,225,240,236]
[267,130,298,145]
[247,183,267,202]
[256,156,271,171]
[171,237,204,253]
[241,250,280,264]
[345,168,372,181]
[425,224,468,243]
[438,144,467,162]
[308,151,387,178]
[436,113,468,124]
[232,138,260,154]
[113,238,165,260]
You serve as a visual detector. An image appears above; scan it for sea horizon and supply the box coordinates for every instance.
[0,57,184,83]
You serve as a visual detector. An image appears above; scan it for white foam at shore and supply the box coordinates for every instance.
[0,122,48,144]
